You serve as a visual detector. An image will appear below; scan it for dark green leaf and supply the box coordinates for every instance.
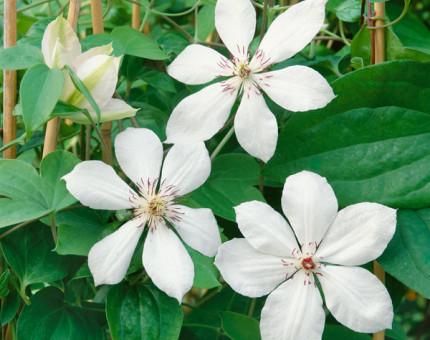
[0,269,10,298]
[20,64,64,139]
[139,70,177,93]
[190,154,263,221]
[0,44,44,70]
[1,289,20,326]
[264,61,430,208]
[322,324,371,339]
[379,209,430,298]
[106,282,183,340]
[17,287,103,340]
[326,0,361,22]
[1,221,69,288]
[186,245,220,289]
[220,312,261,340]
[112,27,168,60]
[386,319,407,340]
[55,208,110,256]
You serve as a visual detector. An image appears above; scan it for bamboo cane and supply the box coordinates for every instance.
[132,3,141,30]
[373,2,386,340]
[91,0,113,164]
[2,0,17,160]
[42,0,81,158]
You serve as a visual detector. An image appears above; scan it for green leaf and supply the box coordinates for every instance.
[139,70,177,93]
[186,245,220,289]
[1,289,20,326]
[106,282,183,340]
[0,269,10,298]
[322,324,371,339]
[387,4,430,53]
[264,61,430,208]
[351,27,430,66]
[386,319,407,340]
[220,312,261,340]
[111,27,168,60]
[326,0,361,22]
[54,208,110,256]
[40,150,80,211]
[20,64,64,139]
[190,154,264,221]
[51,101,87,117]
[379,209,430,298]
[1,221,69,288]
[197,4,215,41]
[17,287,103,340]
[0,44,44,70]
[0,151,80,228]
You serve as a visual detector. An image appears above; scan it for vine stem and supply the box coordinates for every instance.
[372,2,386,340]
[210,126,234,160]
[43,0,81,158]
[2,0,17,160]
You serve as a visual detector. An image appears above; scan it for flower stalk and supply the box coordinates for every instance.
[2,0,17,160]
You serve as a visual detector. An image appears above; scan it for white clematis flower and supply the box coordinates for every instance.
[215,171,396,339]
[166,0,335,162]
[63,128,221,302]
[41,16,137,123]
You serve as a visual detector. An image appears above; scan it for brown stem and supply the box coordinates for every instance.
[85,125,91,160]
[366,0,375,65]
[372,3,386,340]
[2,0,17,160]
[43,0,81,158]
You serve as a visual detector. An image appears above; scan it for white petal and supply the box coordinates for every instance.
[319,265,393,333]
[62,160,135,210]
[215,0,256,59]
[42,16,81,69]
[165,83,237,144]
[256,66,335,112]
[215,238,288,297]
[66,98,138,124]
[172,205,221,257]
[257,0,327,64]
[76,44,113,66]
[317,203,396,266]
[88,218,144,286]
[234,201,298,257]
[161,142,211,196]
[260,272,325,340]
[61,55,120,110]
[234,90,277,162]
[142,224,194,302]
[115,128,163,186]
[282,171,338,246]
[168,44,234,85]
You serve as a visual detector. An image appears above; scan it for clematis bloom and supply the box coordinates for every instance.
[63,128,221,302]
[166,0,335,162]
[215,171,396,339]
[42,16,137,124]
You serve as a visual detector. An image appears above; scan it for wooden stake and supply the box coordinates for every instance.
[43,0,81,158]
[2,0,17,160]
[132,3,141,30]
[91,0,113,164]
[373,2,386,340]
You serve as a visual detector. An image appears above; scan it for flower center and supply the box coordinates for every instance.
[300,256,316,271]
[129,178,183,230]
[282,242,324,286]
[235,61,252,80]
